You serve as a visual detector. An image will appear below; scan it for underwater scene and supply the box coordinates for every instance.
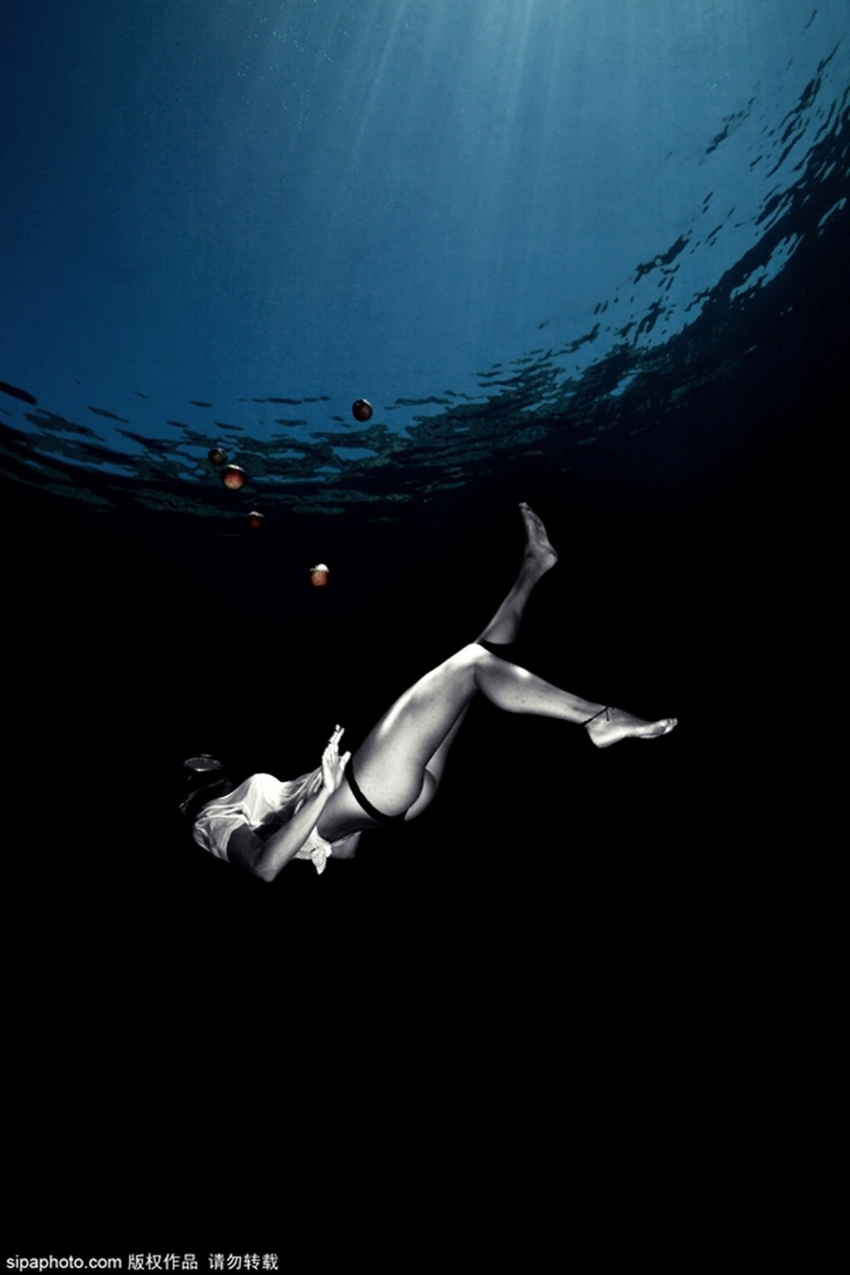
[4,1,847,1139]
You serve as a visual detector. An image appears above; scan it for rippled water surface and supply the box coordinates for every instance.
[5,12,847,1197]
[3,2,847,527]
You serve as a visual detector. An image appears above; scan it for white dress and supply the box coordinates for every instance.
[192,770,344,874]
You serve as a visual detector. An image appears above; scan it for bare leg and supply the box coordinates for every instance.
[475,502,558,645]
[406,501,557,818]
[319,502,557,835]
[345,644,676,819]
[403,701,470,820]
[317,504,675,835]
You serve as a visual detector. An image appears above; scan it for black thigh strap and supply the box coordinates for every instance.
[345,759,407,824]
[476,639,520,662]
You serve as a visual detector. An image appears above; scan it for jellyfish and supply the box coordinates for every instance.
[310,563,329,587]
[208,447,228,466]
[352,399,373,422]
[221,465,247,490]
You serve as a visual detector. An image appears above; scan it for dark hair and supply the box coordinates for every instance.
[178,775,234,824]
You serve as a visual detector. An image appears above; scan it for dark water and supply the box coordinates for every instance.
[6,73,845,929]
[4,2,846,1240]
[3,55,848,518]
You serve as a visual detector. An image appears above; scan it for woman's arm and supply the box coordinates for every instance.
[228,788,331,882]
[228,728,351,884]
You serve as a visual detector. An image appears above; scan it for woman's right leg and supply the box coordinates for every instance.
[320,502,675,829]
[400,500,558,819]
[348,502,561,820]
[473,502,558,646]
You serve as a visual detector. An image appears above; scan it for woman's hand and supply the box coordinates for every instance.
[320,724,351,795]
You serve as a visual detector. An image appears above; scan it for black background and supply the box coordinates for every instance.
[5,199,843,1255]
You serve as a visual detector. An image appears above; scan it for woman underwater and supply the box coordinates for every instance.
[193,503,677,882]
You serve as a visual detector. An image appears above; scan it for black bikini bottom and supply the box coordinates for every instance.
[343,643,517,826]
[345,759,407,825]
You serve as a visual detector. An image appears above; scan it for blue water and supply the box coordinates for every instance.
[5,9,848,1200]
[2,1,847,897]
[2,0,848,521]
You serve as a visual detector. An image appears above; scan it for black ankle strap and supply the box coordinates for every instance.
[582,707,610,727]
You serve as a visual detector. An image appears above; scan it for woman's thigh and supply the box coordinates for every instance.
[348,644,482,817]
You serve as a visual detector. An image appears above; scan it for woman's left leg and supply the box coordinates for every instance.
[337,643,608,821]
[317,503,675,835]
[344,639,677,824]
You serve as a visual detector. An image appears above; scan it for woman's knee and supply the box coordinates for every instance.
[400,645,481,711]
[442,643,486,683]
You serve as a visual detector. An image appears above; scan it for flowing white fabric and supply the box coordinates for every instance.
[193,770,342,874]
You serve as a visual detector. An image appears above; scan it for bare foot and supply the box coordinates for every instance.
[585,707,677,749]
[519,501,559,577]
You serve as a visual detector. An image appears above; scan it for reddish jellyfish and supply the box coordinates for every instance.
[208,446,227,466]
[310,563,330,588]
[352,398,373,422]
[247,511,265,530]
[221,464,247,491]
